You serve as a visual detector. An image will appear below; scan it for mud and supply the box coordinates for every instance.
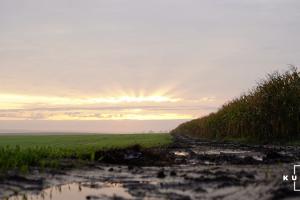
[1,135,300,200]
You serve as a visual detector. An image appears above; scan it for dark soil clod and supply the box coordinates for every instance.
[170,170,177,176]
[157,170,166,178]
[108,168,114,172]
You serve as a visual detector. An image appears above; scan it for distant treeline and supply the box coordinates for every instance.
[172,67,300,143]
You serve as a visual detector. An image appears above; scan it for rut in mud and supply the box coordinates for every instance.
[1,135,300,200]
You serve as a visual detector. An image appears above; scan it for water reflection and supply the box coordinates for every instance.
[8,182,133,200]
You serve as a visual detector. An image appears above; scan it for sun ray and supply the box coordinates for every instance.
[0,93,181,109]
[0,92,190,120]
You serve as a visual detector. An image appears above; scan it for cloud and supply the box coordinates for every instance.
[0,92,218,120]
[0,110,193,120]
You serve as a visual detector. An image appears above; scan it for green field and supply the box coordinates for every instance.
[0,133,172,173]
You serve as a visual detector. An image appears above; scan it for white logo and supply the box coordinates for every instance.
[283,165,300,191]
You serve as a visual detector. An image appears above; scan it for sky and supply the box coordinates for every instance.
[0,0,300,132]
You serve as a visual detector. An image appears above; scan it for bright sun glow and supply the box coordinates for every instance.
[0,93,191,120]
[86,96,181,104]
[45,112,192,120]
[0,93,181,109]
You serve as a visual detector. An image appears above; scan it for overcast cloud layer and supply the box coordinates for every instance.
[0,0,300,132]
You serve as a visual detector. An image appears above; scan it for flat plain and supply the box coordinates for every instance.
[0,133,172,172]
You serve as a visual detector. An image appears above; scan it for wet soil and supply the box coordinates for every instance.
[1,135,300,200]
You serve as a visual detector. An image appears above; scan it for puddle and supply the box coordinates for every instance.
[195,149,250,155]
[8,182,133,200]
[174,151,189,156]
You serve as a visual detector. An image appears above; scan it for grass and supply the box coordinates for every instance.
[172,66,300,144]
[0,133,172,173]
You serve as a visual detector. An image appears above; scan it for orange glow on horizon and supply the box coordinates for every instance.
[46,113,193,121]
[0,92,193,120]
[0,93,181,108]
[0,90,217,121]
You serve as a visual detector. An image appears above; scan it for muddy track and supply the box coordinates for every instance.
[1,135,300,200]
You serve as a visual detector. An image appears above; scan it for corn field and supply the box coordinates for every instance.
[172,67,300,143]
